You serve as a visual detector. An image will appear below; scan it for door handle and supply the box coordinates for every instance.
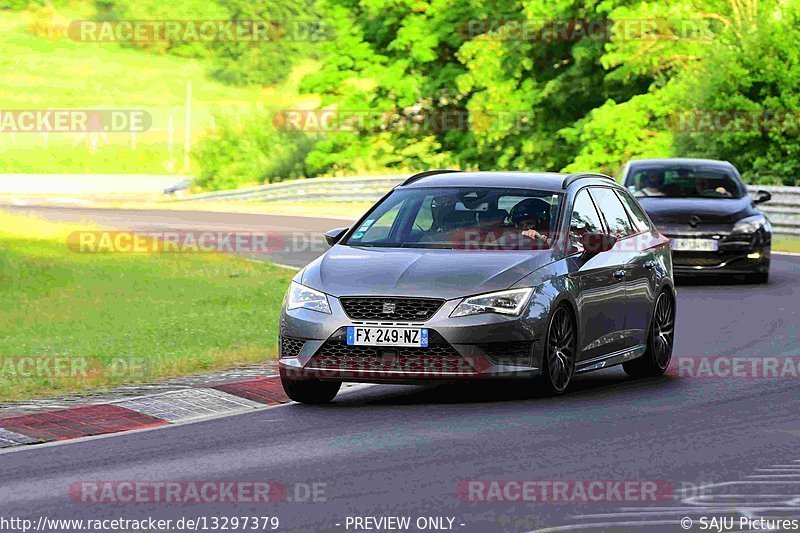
[613,269,626,279]
[644,260,656,270]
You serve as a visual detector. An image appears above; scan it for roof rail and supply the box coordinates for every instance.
[400,169,462,187]
[561,172,614,188]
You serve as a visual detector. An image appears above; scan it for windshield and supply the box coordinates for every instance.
[627,166,745,199]
[343,187,563,250]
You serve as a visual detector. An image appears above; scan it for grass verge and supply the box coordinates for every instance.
[0,211,294,402]
[0,8,318,174]
[772,236,800,254]
[101,199,372,221]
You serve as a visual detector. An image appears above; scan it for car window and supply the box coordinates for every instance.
[412,195,435,231]
[628,166,743,198]
[344,187,564,250]
[615,190,651,233]
[569,189,604,249]
[590,187,635,239]
[357,199,405,244]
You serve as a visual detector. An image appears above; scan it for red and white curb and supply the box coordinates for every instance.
[0,376,308,449]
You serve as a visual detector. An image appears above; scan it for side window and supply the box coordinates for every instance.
[615,190,651,233]
[590,187,635,239]
[412,195,435,231]
[569,189,604,248]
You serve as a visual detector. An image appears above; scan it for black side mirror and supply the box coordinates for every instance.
[581,231,617,257]
[324,227,348,246]
[753,190,771,204]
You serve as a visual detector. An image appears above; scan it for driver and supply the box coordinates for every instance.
[640,170,666,196]
[509,198,551,245]
[695,176,732,197]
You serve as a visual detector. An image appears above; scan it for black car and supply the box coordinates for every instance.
[279,170,675,403]
[619,158,772,283]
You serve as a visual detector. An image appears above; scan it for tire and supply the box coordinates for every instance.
[538,304,578,395]
[624,290,675,378]
[280,373,341,404]
[744,271,769,284]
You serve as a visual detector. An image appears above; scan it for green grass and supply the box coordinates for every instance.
[0,212,294,401]
[773,236,800,253]
[0,7,318,174]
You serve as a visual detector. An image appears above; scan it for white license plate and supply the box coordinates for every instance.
[671,238,719,252]
[346,327,428,347]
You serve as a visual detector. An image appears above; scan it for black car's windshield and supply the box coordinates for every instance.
[627,166,745,199]
[343,187,563,250]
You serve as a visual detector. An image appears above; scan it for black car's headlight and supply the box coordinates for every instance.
[286,282,332,314]
[450,288,533,318]
[732,214,769,233]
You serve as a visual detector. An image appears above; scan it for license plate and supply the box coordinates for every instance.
[346,327,428,347]
[670,238,719,252]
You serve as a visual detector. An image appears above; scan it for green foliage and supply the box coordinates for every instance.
[195,113,317,189]
[0,0,67,10]
[674,2,800,185]
[93,0,325,86]
[277,0,800,185]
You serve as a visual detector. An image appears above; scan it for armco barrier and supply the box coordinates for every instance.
[177,176,800,235]
[179,175,407,203]
[750,185,800,235]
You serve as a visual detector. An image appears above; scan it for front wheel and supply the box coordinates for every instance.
[538,305,577,395]
[280,372,341,404]
[624,290,675,378]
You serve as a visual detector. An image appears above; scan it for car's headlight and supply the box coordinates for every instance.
[733,214,768,233]
[450,288,533,318]
[286,282,331,314]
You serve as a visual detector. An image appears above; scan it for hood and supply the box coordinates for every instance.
[301,245,557,300]
[638,196,756,226]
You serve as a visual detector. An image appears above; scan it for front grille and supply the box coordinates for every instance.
[280,337,305,358]
[673,257,724,267]
[478,341,533,365]
[308,340,476,375]
[339,297,444,322]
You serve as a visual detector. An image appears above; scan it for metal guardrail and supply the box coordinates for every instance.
[181,175,408,203]
[178,176,800,236]
[748,185,800,235]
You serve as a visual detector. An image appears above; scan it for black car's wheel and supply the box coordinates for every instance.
[540,305,577,395]
[624,290,675,378]
[280,372,341,404]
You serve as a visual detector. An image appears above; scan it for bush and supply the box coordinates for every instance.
[195,113,317,190]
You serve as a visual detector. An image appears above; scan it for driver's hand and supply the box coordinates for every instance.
[522,229,548,243]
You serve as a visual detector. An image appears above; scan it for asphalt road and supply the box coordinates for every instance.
[1,205,799,532]
[2,204,346,268]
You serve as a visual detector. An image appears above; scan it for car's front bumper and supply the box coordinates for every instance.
[278,296,547,383]
[663,229,771,275]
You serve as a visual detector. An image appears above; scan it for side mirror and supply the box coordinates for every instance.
[324,227,348,246]
[581,231,617,257]
[753,190,771,204]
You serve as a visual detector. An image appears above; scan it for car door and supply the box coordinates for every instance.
[585,187,641,354]
[615,188,660,349]
[567,188,629,362]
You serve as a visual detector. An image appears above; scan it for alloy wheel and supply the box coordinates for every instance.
[652,292,675,370]
[546,307,576,392]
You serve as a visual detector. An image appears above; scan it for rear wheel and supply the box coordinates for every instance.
[280,372,341,404]
[539,305,577,395]
[624,291,675,378]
